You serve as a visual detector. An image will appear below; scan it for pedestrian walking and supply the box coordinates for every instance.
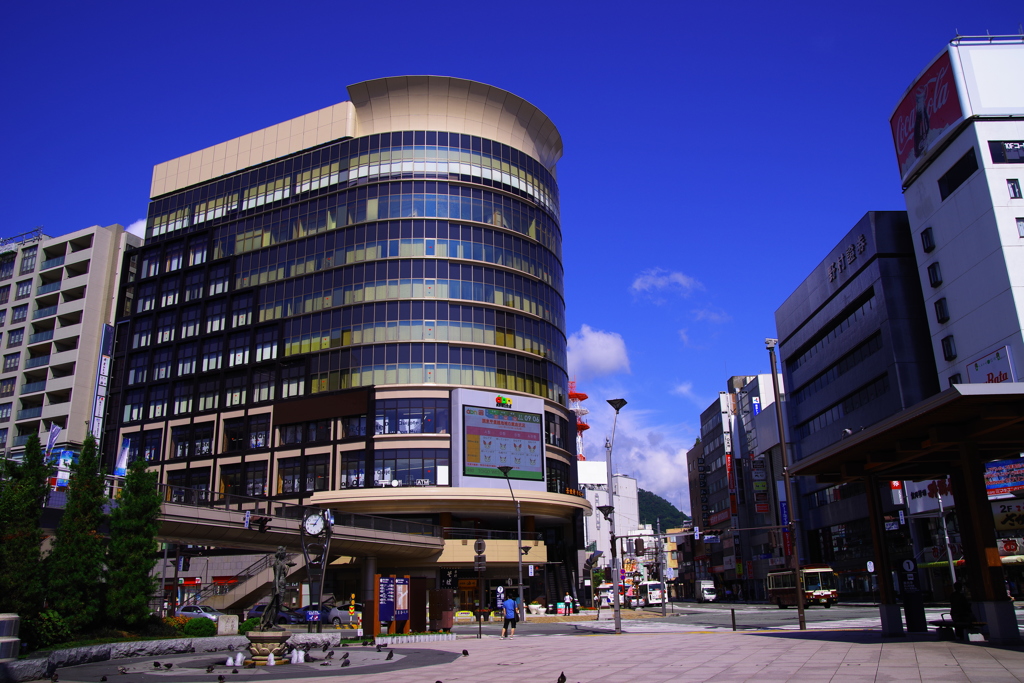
[501,592,518,639]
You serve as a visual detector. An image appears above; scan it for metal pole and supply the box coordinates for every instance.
[658,518,666,617]
[606,398,626,634]
[160,543,169,617]
[937,488,957,585]
[766,339,806,630]
[497,467,526,622]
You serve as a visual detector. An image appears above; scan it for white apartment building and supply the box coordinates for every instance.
[893,37,1024,387]
[0,224,141,463]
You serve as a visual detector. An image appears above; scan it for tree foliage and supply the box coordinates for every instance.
[106,457,162,628]
[638,488,690,530]
[48,433,107,633]
[0,434,49,615]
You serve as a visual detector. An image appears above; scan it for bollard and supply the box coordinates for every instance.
[731,608,736,631]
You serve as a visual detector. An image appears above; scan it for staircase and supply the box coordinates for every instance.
[191,553,307,612]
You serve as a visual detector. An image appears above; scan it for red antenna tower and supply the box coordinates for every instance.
[568,379,590,460]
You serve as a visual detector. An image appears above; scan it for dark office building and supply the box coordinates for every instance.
[774,211,939,597]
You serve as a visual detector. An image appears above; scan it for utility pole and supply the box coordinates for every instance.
[766,338,806,630]
[657,517,666,617]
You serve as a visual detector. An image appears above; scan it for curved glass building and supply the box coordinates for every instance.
[110,77,587,611]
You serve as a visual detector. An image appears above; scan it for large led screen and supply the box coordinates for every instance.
[462,405,544,480]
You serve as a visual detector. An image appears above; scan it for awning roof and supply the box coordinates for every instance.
[790,383,1024,483]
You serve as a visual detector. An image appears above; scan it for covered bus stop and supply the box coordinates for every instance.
[791,383,1024,644]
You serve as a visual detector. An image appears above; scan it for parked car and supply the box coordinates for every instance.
[300,603,363,625]
[176,605,225,621]
[246,603,303,624]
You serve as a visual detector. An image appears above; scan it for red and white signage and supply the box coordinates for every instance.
[890,50,963,182]
[966,346,1016,384]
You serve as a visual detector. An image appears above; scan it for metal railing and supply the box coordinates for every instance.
[36,282,61,296]
[188,552,297,605]
[443,526,542,541]
[157,483,442,537]
[20,380,45,394]
[28,330,54,344]
[16,407,42,420]
[25,355,50,368]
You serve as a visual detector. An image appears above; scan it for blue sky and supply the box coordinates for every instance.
[2,1,1020,512]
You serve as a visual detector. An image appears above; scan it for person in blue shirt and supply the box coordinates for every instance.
[501,591,518,639]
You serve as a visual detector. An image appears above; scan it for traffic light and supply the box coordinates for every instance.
[634,538,645,555]
[582,551,603,572]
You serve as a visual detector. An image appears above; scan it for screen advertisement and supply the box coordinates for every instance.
[985,458,1024,497]
[890,49,964,183]
[463,405,543,480]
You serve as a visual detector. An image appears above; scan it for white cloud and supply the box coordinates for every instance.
[630,268,703,297]
[671,381,709,409]
[692,307,732,324]
[567,324,630,380]
[126,219,146,238]
[678,328,691,346]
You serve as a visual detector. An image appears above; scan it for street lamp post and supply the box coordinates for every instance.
[604,398,627,634]
[766,338,806,630]
[497,465,526,621]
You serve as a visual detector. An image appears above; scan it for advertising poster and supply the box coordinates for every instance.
[462,405,543,479]
[890,50,964,182]
[966,346,1015,384]
[905,478,955,514]
[985,458,1024,496]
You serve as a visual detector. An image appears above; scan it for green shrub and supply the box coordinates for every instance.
[138,616,179,638]
[182,617,217,637]
[238,617,261,635]
[21,610,73,650]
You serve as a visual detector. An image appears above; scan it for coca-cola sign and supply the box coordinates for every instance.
[890,50,964,182]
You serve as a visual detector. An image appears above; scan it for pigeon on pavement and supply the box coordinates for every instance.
[340,653,348,660]
[461,649,469,657]
[231,670,238,675]
[50,673,58,682]
[325,650,334,659]
[117,667,129,675]
[206,666,215,673]
[100,676,107,681]
[340,660,350,668]
[153,662,161,669]
[556,673,566,683]
[217,676,225,682]
[164,663,173,670]
[385,650,394,661]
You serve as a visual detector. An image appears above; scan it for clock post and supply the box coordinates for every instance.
[300,509,333,634]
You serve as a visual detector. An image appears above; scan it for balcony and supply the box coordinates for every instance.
[16,407,42,420]
[28,330,54,344]
[25,355,50,369]
[33,305,57,320]
[20,380,46,394]
[12,435,31,447]
[36,282,61,296]
[40,256,65,271]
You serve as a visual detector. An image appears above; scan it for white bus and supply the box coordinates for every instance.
[630,580,665,607]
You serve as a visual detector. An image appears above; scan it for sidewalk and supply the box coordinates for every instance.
[364,629,1024,682]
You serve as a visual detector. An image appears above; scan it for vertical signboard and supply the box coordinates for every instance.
[92,325,114,441]
[890,49,964,183]
[378,576,395,622]
[395,577,409,621]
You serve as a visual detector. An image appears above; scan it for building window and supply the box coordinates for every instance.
[220,462,266,497]
[157,312,175,344]
[198,380,219,411]
[341,415,367,438]
[341,451,365,488]
[173,382,193,414]
[177,343,197,376]
[143,429,162,462]
[927,262,943,287]
[920,227,935,253]
[205,300,226,333]
[225,373,246,407]
[941,335,957,361]
[188,239,207,267]
[128,353,148,384]
[148,384,168,419]
[1018,218,1024,238]
[161,277,179,307]
[140,250,159,278]
[545,412,571,449]
[223,417,247,452]
[184,272,203,302]
[6,329,23,348]
[255,327,278,362]
[228,333,250,366]
[248,414,270,449]
[193,422,214,456]
[373,398,450,434]
[19,247,37,275]
[152,347,172,380]
[1010,179,1023,199]
[949,373,962,387]
[165,245,183,272]
[280,419,331,445]
[278,457,303,494]
[281,364,304,398]
[208,265,229,296]
[181,305,200,338]
[11,305,27,323]
[546,458,570,495]
[252,368,274,402]
[167,467,210,502]
[0,378,14,398]
[3,353,19,372]
[171,425,191,458]
[232,294,252,328]
[136,283,156,312]
[0,403,11,422]
[371,448,450,487]
[201,338,222,372]
[938,148,979,200]
[0,257,13,282]
[123,388,144,422]
[934,298,950,323]
[15,280,31,300]
[132,318,152,348]
[0,285,9,304]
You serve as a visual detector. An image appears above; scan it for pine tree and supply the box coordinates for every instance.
[106,457,162,628]
[0,434,50,616]
[48,433,107,633]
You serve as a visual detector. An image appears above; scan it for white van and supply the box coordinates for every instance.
[698,580,717,602]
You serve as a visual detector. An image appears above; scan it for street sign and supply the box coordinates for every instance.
[474,554,486,571]
[867,561,875,572]
[474,539,486,554]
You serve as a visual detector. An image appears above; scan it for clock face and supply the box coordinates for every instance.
[304,513,325,536]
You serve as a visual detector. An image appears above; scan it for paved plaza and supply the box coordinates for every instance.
[48,629,1024,683]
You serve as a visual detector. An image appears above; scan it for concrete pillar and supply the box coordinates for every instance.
[362,556,377,606]
[865,475,903,637]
